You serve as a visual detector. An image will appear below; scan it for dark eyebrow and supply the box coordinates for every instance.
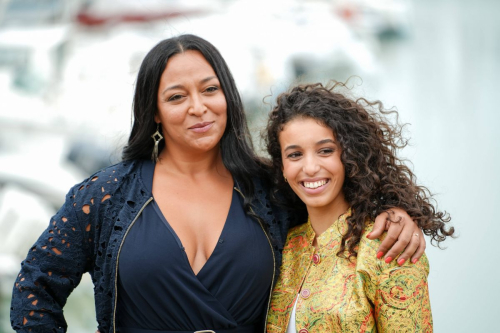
[200,76,218,84]
[161,76,218,96]
[317,139,336,145]
[284,139,336,152]
[284,144,300,152]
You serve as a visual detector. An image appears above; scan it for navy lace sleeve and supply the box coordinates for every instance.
[10,183,94,332]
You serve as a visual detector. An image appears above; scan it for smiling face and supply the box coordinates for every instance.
[279,117,348,214]
[155,50,227,156]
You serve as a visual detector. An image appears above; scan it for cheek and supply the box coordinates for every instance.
[335,160,345,174]
[282,160,298,179]
[161,108,185,125]
[281,157,289,174]
[158,109,186,138]
[219,109,227,125]
[333,161,346,184]
[214,98,228,118]
[209,97,227,132]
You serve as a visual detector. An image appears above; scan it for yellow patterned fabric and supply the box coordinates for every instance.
[267,209,432,333]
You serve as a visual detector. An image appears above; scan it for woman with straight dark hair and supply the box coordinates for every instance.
[10,35,425,333]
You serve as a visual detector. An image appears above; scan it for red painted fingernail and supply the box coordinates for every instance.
[366,233,371,238]
[385,256,393,263]
[412,258,418,264]
[376,251,384,259]
[398,258,406,266]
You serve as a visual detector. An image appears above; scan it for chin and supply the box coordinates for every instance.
[307,203,327,209]
[300,198,328,209]
[192,139,220,152]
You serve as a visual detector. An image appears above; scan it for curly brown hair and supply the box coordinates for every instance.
[265,82,454,257]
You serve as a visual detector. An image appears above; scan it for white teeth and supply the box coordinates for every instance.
[303,180,327,189]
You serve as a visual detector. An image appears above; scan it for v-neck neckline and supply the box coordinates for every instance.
[141,159,235,277]
[152,189,235,277]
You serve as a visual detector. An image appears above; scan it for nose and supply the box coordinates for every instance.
[188,93,207,117]
[302,154,320,176]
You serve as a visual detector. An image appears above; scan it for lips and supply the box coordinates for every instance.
[189,121,213,129]
[188,121,214,133]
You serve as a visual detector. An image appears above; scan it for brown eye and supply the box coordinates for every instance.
[205,86,219,93]
[287,152,302,159]
[319,148,334,155]
[167,94,182,102]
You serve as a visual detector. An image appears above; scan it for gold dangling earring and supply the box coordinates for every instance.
[151,123,163,162]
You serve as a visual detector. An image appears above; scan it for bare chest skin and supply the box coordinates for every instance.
[152,164,233,276]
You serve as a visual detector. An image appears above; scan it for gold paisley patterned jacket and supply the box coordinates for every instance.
[267,210,432,333]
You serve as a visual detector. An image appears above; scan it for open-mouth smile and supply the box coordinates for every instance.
[301,179,330,189]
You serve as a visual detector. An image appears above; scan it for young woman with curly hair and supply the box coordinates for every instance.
[265,82,454,333]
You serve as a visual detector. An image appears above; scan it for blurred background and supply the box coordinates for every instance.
[0,0,498,332]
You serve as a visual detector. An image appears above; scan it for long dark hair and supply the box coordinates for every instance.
[265,82,454,257]
[122,34,264,199]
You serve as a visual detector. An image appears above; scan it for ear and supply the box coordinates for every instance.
[154,114,160,124]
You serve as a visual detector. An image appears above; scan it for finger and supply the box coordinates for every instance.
[378,215,414,262]
[368,210,394,240]
[380,232,409,263]
[376,224,403,260]
[396,228,421,266]
[411,228,426,263]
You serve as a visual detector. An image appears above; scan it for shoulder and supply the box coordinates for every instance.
[288,222,309,238]
[356,222,431,323]
[70,159,144,209]
[284,223,311,249]
[84,159,140,185]
[357,220,430,279]
[73,160,140,191]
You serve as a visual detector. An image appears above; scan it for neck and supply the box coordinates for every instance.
[157,145,229,179]
[307,194,349,237]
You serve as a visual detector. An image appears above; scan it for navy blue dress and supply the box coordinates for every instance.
[116,161,274,333]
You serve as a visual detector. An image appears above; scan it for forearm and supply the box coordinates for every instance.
[11,186,91,332]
